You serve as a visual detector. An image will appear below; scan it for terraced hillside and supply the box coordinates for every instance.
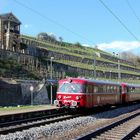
[19,35,140,83]
[0,58,39,79]
[1,34,140,83]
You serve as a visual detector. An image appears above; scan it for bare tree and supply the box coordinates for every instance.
[75,42,83,48]
[121,51,140,66]
[37,32,57,43]
[59,36,63,44]
[37,32,48,40]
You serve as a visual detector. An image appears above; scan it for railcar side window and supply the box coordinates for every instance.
[93,85,98,93]
[113,86,119,93]
[107,85,110,93]
[103,85,107,93]
[110,86,114,93]
[93,85,106,93]
[89,85,93,93]
[98,86,103,93]
[113,86,116,93]
[136,87,140,94]
[117,86,120,93]
[129,87,135,93]
[93,85,120,94]
[86,84,92,93]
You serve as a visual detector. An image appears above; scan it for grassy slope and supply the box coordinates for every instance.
[21,35,140,70]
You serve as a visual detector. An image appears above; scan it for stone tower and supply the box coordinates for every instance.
[0,12,21,52]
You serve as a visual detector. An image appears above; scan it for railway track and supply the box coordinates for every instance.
[0,112,80,135]
[122,125,140,140]
[0,106,119,136]
[0,104,118,135]
[1,103,140,139]
[75,110,140,140]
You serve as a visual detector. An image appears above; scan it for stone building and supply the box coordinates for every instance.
[0,12,21,52]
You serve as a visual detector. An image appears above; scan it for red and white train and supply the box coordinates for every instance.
[54,78,140,109]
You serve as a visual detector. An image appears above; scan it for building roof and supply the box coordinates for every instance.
[0,12,21,24]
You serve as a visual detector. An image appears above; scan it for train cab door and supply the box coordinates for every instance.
[86,84,93,108]
[121,85,127,103]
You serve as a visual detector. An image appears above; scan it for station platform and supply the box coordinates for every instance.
[0,105,58,116]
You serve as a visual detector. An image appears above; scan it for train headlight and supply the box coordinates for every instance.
[72,101,77,106]
[54,100,59,105]
[58,95,62,99]
[76,96,80,100]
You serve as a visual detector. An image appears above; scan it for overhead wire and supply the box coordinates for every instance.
[98,0,140,43]
[13,0,96,46]
[126,0,140,23]
[12,0,140,73]
[13,0,140,58]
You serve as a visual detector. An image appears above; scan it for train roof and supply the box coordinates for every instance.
[59,77,121,86]
[59,77,140,88]
[121,82,140,88]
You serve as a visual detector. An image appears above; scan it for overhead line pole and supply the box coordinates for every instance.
[50,57,54,105]
[93,53,96,79]
[118,56,121,82]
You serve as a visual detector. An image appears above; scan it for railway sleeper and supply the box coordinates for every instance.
[121,123,140,140]
[97,134,125,139]
[93,136,119,140]
[93,117,140,140]
[133,136,140,140]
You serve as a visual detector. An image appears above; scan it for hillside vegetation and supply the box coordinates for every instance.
[21,34,140,69]
[1,34,140,84]
[19,35,140,83]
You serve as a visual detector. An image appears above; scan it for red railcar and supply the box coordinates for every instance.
[54,78,122,108]
[54,78,140,109]
[121,83,140,103]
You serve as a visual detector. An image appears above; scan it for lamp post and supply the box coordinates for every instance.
[29,85,34,106]
[113,52,121,81]
[50,57,54,105]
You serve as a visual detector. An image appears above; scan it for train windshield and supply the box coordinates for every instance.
[58,83,84,93]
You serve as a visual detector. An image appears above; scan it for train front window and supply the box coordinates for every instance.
[58,83,84,93]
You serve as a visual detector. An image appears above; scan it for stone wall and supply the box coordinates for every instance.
[0,79,22,106]
[0,79,54,106]
[20,80,50,105]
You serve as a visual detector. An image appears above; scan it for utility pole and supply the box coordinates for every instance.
[118,58,121,81]
[113,52,121,81]
[50,57,54,105]
[93,53,96,79]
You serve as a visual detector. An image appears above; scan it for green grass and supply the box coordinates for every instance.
[0,105,38,110]
[0,105,50,111]
[21,35,140,70]
[96,77,140,84]
[21,35,110,58]
[54,59,140,76]
[20,34,140,81]
[0,58,39,79]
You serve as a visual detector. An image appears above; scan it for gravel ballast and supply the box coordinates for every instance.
[0,104,140,140]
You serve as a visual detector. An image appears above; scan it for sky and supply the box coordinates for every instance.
[1,0,140,55]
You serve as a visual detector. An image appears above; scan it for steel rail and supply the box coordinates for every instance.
[0,113,81,135]
[121,125,140,140]
[75,111,140,140]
